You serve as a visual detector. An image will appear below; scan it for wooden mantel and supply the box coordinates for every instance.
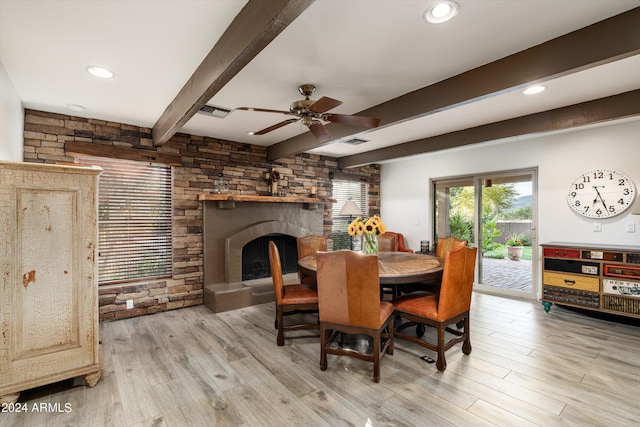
[198,193,336,209]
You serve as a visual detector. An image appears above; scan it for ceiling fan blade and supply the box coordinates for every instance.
[308,122,333,143]
[308,96,343,113]
[252,118,299,135]
[237,107,292,115]
[324,113,381,128]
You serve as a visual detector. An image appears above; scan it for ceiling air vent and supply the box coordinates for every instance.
[342,137,369,145]
[198,104,232,119]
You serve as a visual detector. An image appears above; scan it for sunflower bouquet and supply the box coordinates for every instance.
[348,215,386,254]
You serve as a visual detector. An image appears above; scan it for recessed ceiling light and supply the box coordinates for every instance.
[247,131,256,135]
[86,66,114,79]
[67,104,86,112]
[523,85,546,95]
[424,1,459,24]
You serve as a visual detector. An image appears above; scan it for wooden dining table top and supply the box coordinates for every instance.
[297,251,444,285]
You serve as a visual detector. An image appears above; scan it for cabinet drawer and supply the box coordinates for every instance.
[603,279,640,299]
[543,247,580,259]
[604,264,640,280]
[543,272,599,292]
[544,258,599,275]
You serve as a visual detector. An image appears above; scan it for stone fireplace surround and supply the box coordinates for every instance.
[200,194,325,312]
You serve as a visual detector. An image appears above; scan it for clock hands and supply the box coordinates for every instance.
[593,186,608,210]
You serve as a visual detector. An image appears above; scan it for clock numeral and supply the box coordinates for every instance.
[574,183,585,190]
[623,188,630,195]
[595,208,603,216]
[574,200,581,207]
[617,198,625,205]
[581,176,591,183]
[609,206,616,213]
[618,178,626,186]
[592,171,604,180]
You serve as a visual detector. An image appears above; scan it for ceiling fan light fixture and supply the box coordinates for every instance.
[424,1,459,24]
[523,85,546,95]
[86,65,114,79]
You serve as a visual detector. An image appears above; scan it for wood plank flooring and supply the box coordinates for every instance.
[4,292,640,426]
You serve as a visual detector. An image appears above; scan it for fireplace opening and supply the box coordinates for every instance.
[242,234,297,281]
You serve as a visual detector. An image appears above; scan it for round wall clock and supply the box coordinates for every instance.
[567,169,636,218]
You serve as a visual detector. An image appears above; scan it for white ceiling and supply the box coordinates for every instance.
[2,0,639,162]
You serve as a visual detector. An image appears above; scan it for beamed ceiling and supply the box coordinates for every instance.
[1,0,639,167]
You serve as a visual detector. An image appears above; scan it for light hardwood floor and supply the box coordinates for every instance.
[4,292,640,426]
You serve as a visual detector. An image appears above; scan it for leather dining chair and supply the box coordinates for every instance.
[436,236,468,258]
[296,235,327,285]
[392,245,477,371]
[316,250,394,383]
[377,233,396,252]
[385,231,414,253]
[398,237,468,297]
[268,241,319,346]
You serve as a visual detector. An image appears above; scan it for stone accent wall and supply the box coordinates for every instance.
[22,109,380,321]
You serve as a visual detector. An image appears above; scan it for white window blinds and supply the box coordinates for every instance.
[332,179,368,250]
[79,157,173,284]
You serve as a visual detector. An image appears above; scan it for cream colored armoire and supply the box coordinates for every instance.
[0,161,102,404]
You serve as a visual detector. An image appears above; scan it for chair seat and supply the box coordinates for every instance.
[392,291,437,318]
[379,300,395,324]
[282,284,319,304]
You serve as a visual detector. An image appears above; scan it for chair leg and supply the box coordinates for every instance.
[276,307,285,346]
[435,324,447,371]
[320,325,328,371]
[462,316,472,355]
[386,317,394,355]
[372,333,381,383]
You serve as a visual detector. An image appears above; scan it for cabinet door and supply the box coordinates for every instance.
[0,164,100,394]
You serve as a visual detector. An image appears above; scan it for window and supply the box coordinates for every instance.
[332,179,368,250]
[79,157,173,284]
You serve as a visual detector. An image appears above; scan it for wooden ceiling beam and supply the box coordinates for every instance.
[267,7,640,162]
[337,89,640,168]
[152,0,314,146]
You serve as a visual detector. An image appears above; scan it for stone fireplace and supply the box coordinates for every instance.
[200,194,326,312]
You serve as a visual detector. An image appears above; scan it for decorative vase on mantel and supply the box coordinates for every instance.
[270,181,278,195]
[363,233,379,254]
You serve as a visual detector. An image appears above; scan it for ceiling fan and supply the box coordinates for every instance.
[237,84,381,143]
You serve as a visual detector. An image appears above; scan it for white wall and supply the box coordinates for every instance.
[0,61,24,161]
[380,118,640,251]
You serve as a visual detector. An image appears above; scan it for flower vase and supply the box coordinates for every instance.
[363,233,379,254]
[270,181,278,195]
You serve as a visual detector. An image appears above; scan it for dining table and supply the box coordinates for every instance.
[297,251,444,296]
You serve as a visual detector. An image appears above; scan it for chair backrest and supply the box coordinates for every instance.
[316,250,381,328]
[377,233,396,252]
[435,236,468,258]
[436,246,478,320]
[268,241,285,304]
[296,235,327,259]
[386,231,411,252]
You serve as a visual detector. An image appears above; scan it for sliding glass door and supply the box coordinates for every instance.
[433,169,537,299]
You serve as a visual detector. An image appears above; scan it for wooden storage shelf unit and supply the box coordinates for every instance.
[541,242,640,319]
